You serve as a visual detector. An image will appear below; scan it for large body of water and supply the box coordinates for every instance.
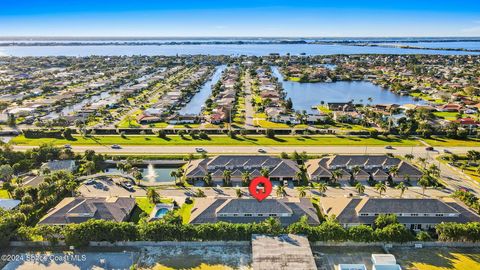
[271,67,425,112]
[1,43,480,57]
[179,65,226,115]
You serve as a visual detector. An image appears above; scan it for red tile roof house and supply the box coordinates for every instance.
[437,103,463,112]
[455,118,479,128]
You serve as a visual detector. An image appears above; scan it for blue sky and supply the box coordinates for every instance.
[1,0,479,37]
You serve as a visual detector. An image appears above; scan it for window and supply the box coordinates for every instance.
[411,213,418,217]
[269,214,277,217]
[360,213,369,216]
[245,214,252,217]
[258,214,263,217]
[436,213,444,217]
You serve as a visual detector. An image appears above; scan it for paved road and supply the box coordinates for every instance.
[243,72,255,128]
[13,145,480,155]
[15,144,480,195]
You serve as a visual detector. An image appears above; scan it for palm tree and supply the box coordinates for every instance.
[236,188,242,198]
[396,182,408,198]
[419,176,430,195]
[222,170,232,186]
[417,157,427,169]
[260,167,270,178]
[276,185,287,197]
[147,187,161,204]
[404,154,414,162]
[318,182,327,196]
[428,164,440,178]
[241,171,251,186]
[388,165,399,180]
[355,183,365,195]
[331,169,343,184]
[375,182,387,196]
[298,187,307,198]
[170,170,178,184]
[203,172,213,187]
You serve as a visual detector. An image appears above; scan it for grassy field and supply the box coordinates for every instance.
[424,136,480,147]
[0,189,11,199]
[392,248,480,270]
[11,134,423,146]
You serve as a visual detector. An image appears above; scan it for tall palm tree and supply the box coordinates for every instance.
[241,171,251,186]
[417,157,427,169]
[318,182,328,196]
[297,187,307,198]
[419,176,430,195]
[388,165,399,180]
[260,167,270,178]
[396,182,408,198]
[236,188,242,198]
[428,164,440,178]
[170,171,178,185]
[331,169,343,184]
[375,182,387,196]
[222,170,232,186]
[404,154,414,162]
[147,187,161,204]
[276,185,287,197]
[355,183,365,195]
[203,172,213,187]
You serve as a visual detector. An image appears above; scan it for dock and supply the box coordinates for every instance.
[252,234,317,270]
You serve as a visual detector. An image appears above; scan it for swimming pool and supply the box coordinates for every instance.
[154,208,170,218]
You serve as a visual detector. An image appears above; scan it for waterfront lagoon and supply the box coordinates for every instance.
[271,67,425,112]
[179,65,226,115]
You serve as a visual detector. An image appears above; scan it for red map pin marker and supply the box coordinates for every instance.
[249,176,272,202]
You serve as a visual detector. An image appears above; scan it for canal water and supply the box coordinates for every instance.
[179,65,227,115]
[271,66,425,112]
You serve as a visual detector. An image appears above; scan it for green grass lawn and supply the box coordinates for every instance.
[424,136,480,147]
[392,248,480,270]
[177,200,194,224]
[11,134,422,146]
[0,189,11,199]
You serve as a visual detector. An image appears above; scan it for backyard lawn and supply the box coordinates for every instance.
[392,248,480,270]
[0,189,11,199]
[11,134,423,146]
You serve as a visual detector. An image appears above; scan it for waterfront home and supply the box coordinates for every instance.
[189,198,320,226]
[306,155,423,184]
[167,113,202,124]
[185,155,300,186]
[38,197,136,225]
[319,197,480,231]
[454,118,479,129]
[327,102,355,112]
[137,114,161,124]
[437,103,463,112]
[41,160,77,173]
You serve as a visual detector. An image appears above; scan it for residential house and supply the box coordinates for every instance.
[38,197,136,225]
[189,198,320,226]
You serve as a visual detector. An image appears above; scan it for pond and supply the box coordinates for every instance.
[105,164,179,185]
[271,66,425,112]
[179,65,227,115]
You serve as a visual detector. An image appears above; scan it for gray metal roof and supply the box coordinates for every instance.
[359,199,459,214]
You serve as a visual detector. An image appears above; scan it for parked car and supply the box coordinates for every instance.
[425,146,434,151]
[122,182,134,192]
[111,144,122,149]
[258,148,267,153]
[384,145,393,150]
[85,179,96,185]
